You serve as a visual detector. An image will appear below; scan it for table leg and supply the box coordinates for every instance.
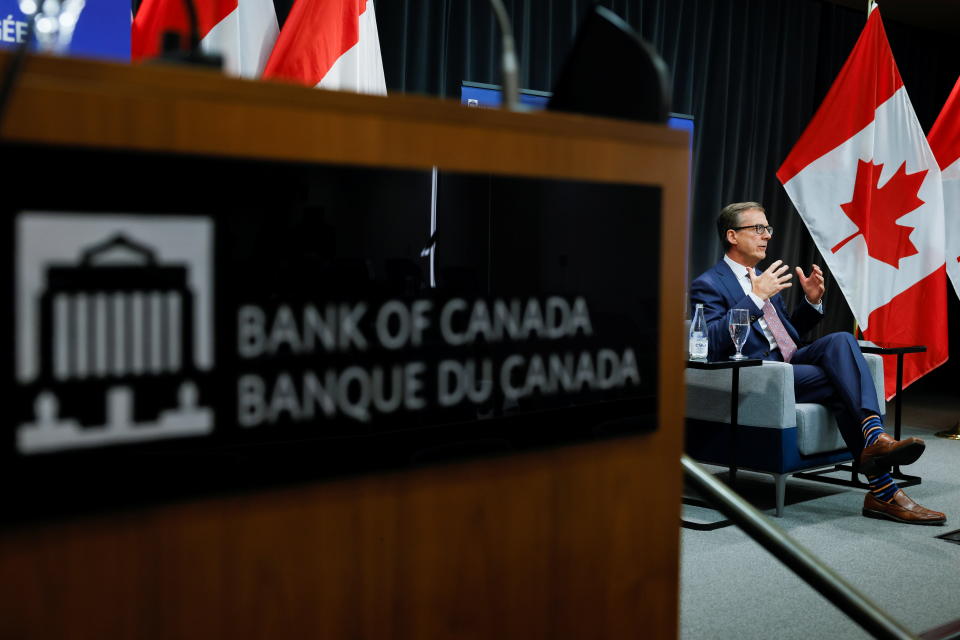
[889,352,920,486]
[729,366,739,486]
[894,352,904,441]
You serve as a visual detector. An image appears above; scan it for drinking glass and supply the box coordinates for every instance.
[728,308,750,360]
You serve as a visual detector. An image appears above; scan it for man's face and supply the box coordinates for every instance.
[727,208,771,266]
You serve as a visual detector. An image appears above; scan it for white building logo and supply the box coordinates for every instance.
[15,213,214,454]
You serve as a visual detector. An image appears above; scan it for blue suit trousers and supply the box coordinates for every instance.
[770,332,880,456]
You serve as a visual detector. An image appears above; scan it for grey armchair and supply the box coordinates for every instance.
[684,353,885,516]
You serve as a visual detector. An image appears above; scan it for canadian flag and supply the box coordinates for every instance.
[132,0,280,78]
[262,0,386,95]
[928,75,960,299]
[777,7,947,399]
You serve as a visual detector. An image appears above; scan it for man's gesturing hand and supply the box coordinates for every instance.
[748,259,792,301]
[796,263,825,305]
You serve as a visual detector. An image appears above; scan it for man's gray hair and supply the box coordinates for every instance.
[717,202,765,251]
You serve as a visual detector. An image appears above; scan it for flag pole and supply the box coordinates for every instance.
[859,0,873,340]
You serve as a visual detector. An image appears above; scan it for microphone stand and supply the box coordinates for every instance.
[488,0,520,111]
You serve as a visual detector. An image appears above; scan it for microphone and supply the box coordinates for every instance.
[488,0,520,111]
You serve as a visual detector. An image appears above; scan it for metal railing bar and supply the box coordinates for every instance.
[682,454,917,640]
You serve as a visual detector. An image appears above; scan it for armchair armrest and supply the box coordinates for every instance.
[685,361,796,429]
[862,352,885,417]
[685,353,885,428]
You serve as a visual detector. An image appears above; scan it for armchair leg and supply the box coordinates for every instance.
[774,473,787,517]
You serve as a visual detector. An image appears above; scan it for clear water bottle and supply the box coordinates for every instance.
[689,303,709,360]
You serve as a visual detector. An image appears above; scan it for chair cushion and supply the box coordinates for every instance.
[795,403,847,455]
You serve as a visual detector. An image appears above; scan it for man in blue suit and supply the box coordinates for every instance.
[690,202,945,525]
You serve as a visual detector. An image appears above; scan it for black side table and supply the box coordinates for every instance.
[858,343,926,487]
[683,357,762,531]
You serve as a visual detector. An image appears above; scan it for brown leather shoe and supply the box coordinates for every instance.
[858,433,925,476]
[863,490,946,525]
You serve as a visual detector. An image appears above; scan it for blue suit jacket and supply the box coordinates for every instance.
[690,260,822,361]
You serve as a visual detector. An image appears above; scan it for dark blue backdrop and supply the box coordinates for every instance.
[0,0,129,60]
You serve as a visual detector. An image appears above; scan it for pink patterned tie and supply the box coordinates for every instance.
[762,300,798,363]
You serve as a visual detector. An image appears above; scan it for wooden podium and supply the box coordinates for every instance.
[0,54,689,639]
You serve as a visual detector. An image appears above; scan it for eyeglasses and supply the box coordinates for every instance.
[732,224,774,236]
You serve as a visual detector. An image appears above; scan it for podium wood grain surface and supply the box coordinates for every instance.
[0,53,689,640]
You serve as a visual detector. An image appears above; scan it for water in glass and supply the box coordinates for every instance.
[728,308,750,360]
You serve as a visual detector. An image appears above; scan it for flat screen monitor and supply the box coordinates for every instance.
[460,81,693,145]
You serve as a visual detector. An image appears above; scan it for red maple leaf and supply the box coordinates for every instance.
[831,159,927,268]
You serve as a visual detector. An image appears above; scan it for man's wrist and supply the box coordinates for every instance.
[806,295,824,313]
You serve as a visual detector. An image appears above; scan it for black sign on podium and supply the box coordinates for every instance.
[3,145,661,520]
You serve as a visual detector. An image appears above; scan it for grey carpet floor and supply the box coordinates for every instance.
[680,395,960,639]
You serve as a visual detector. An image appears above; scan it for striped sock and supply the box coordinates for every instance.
[861,414,884,447]
[866,472,898,503]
